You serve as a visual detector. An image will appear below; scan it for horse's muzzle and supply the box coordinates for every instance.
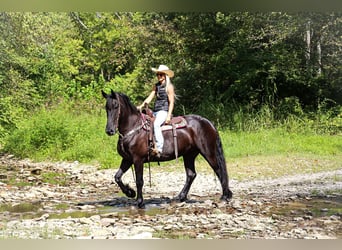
[106,128,116,136]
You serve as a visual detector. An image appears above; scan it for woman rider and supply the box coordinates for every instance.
[138,65,175,158]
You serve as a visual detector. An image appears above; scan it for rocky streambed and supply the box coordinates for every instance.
[0,155,341,239]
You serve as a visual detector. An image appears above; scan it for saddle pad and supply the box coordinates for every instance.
[161,116,187,131]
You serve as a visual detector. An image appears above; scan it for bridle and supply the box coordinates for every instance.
[113,93,149,140]
[111,92,123,138]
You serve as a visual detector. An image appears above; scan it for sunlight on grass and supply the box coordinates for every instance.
[155,154,342,182]
[220,129,342,158]
[226,154,342,181]
[151,128,341,181]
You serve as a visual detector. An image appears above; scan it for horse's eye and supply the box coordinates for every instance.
[113,101,119,109]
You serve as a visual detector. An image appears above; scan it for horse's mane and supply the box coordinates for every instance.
[117,92,139,114]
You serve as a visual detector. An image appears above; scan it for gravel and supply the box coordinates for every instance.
[0,155,341,239]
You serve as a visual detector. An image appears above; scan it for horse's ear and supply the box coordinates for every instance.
[111,89,116,99]
[101,90,108,98]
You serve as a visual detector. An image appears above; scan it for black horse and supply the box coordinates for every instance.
[102,90,232,208]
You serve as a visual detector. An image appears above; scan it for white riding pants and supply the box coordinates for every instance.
[153,110,168,152]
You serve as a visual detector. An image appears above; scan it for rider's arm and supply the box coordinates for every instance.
[166,84,175,123]
[138,85,156,109]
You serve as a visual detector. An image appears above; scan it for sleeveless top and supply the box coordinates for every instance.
[154,82,169,112]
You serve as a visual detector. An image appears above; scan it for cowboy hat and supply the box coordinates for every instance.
[151,65,174,78]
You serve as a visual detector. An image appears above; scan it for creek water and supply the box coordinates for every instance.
[1,194,340,221]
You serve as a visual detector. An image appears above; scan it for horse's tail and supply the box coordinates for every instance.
[215,132,233,199]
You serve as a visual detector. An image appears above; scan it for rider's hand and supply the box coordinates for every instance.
[165,115,171,124]
[137,103,145,111]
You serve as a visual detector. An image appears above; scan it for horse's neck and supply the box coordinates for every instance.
[118,112,141,135]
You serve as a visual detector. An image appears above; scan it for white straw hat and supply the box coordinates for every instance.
[151,65,174,78]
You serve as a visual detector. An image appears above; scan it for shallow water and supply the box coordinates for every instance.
[1,194,341,222]
[272,196,341,218]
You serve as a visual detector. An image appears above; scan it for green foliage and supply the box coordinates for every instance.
[0,96,19,143]
[1,12,341,115]
[103,66,151,103]
[1,12,341,163]
[3,106,72,159]
[2,104,120,168]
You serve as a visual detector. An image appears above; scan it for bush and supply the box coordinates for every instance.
[2,103,121,168]
[0,96,24,145]
[3,106,73,159]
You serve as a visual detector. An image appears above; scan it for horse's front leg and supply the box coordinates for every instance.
[114,159,136,198]
[134,161,145,209]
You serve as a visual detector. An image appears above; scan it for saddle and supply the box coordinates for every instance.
[161,116,187,131]
[141,107,187,129]
[141,107,187,161]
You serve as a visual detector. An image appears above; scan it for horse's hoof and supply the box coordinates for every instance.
[227,190,233,199]
[138,203,145,209]
[137,199,145,209]
[126,189,136,198]
[220,189,233,201]
[173,195,187,202]
[220,194,232,202]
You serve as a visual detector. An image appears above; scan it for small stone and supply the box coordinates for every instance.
[303,215,313,220]
[34,213,49,221]
[100,218,116,227]
[130,232,153,239]
[79,217,92,224]
[31,168,42,175]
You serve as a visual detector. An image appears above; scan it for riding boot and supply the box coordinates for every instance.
[151,147,161,158]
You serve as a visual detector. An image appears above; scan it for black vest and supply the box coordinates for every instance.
[154,83,169,112]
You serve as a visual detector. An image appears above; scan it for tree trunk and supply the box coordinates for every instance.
[305,20,311,67]
[317,38,322,76]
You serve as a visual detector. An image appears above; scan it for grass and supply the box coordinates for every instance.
[221,129,341,158]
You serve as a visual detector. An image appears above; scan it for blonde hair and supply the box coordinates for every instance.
[165,75,171,90]
[165,75,178,100]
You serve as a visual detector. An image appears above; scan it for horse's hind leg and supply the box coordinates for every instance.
[175,154,197,202]
[201,137,232,201]
[114,159,136,198]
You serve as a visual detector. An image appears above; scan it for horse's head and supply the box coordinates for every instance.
[102,89,120,136]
